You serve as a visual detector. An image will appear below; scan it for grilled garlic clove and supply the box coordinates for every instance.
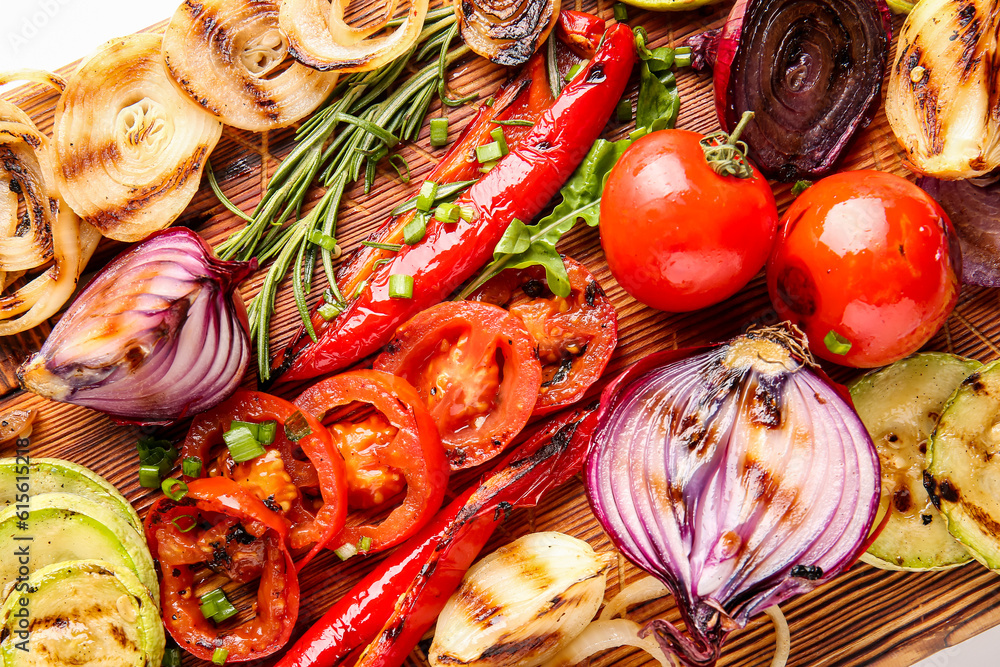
[163,0,339,131]
[429,532,607,667]
[53,33,222,242]
[886,0,1000,179]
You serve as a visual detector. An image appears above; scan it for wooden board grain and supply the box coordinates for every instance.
[2,2,999,666]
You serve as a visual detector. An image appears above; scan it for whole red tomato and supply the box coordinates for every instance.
[600,129,779,312]
[767,170,961,368]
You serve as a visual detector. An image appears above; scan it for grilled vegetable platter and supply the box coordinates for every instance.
[3,0,1000,665]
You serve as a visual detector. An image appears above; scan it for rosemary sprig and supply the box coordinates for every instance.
[211,8,471,380]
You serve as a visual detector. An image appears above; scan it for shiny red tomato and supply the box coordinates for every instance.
[600,129,779,312]
[373,301,542,469]
[767,170,961,367]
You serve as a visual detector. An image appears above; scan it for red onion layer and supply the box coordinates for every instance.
[19,228,255,423]
[704,0,891,181]
[918,176,1000,287]
[585,326,879,666]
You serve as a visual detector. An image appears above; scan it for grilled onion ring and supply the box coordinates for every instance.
[54,33,222,243]
[279,0,430,72]
[0,99,99,336]
[164,0,339,131]
[454,0,560,66]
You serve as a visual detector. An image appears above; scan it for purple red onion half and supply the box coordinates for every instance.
[689,0,891,181]
[585,325,880,666]
[19,228,255,423]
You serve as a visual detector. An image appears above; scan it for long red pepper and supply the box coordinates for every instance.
[276,406,597,667]
[273,22,636,382]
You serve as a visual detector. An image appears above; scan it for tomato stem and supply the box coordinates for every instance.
[700,110,755,179]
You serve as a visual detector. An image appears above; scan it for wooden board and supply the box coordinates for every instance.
[3,2,1000,666]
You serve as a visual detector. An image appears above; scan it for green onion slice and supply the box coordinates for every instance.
[388,274,414,299]
[416,181,438,212]
[318,302,342,321]
[223,425,265,463]
[824,330,852,356]
[182,456,202,478]
[307,229,338,251]
[430,117,449,147]
[284,411,313,442]
[434,202,460,224]
[163,647,182,667]
[139,464,162,489]
[161,477,188,501]
[170,515,199,533]
[475,141,504,164]
[212,647,228,665]
[614,2,628,21]
[403,215,427,245]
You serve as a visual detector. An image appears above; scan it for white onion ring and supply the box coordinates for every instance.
[53,33,222,242]
[163,0,338,131]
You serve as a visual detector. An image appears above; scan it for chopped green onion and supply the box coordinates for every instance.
[614,2,628,21]
[674,49,692,68]
[334,543,358,561]
[212,598,239,623]
[564,63,585,82]
[139,465,162,489]
[416,180,438,212]
[361,241,404,252]
[388,274,414,299]
[161,477,188,501]
[490,127,509,156]
[307,229,338,252]
[212,648,228,665]
[284,411,312,442]
[434,202,460,224]
[479,159,499,174]
[170,515,198,533]
[358,535,373,553]
[629,126,649,141]
[200,589,226,619]
[182,456,202,478]
[230,420,260,439]
[403,215,427,245]
[223,425,265,463]
[318,302,342,321]
[617,98,632,123]
[824,330,852,356]
[257,421,277,445]
[490,119,534,127]
[475,141,504,164]
[459,206,474,222]
[429,117,449,147]
[163,647,182,667]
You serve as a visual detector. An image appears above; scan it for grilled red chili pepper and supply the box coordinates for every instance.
[274,21,636,382]
[274,406,598,667]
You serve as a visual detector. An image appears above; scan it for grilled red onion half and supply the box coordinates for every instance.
[690,0,891,181]
[19,228,255,423]
[585,325,880,667]
[918,176,1000,287]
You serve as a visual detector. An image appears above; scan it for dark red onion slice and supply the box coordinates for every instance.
[699,0,891,181]
[584,325,879,667]
[918,176,1000,287]
[18,228,255,423]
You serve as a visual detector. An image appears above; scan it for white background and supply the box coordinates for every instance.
[1,0,997,665]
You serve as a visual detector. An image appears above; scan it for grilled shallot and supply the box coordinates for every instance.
[53,33,223,242]
[279,0,429,72]
[163,0,339,131]
[886,0,1000,179]
[0,99,99,336]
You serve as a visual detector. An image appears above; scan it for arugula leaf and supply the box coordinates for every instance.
[459,26,681,299]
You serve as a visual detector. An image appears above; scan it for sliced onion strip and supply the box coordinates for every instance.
[54,33,222,242]
[541,618,677,667]
[600,575,670,621]
[279,0,430,72]
[164,0,339,131]
[763,606,790,667]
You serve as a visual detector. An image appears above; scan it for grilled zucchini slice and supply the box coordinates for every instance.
[0,493,158,602]
[0,559,164,667]
[927,360,1000,569]
[0,458,142,534]
[850,353,978,571]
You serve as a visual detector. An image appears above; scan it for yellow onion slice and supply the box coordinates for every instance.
[163,0,339,131]
[0,99,99,336]
[279,0,430,72]
[455,0,560,66]
[54,33,223,242]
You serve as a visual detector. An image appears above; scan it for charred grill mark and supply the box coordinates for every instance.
[963,371,987,395]
[960,496,1000,537]
[894,487,912,513]
[749,375,783,429]
[922,513,933,525]
[109,624,136,649]
[740,454,783,506]
[59,141,121,180]
[939,479,959,503]
[455,581,503,626]
[924,470,941,508]
[585,280,601,307]
[479,635,556,659]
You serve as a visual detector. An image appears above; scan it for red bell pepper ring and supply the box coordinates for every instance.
[144,477,300,663]
[293,369,450,554]
[275,405,598,667]
[274,22,636,382]
[180,390,348,569]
